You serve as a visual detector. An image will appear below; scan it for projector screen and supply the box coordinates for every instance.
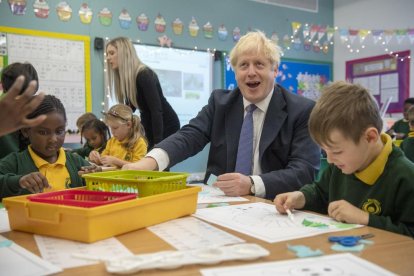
[120,44,213,127]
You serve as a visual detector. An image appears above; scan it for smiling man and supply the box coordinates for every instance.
[123,31,320,200]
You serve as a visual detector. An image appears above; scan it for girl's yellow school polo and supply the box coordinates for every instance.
[28,146,70,191]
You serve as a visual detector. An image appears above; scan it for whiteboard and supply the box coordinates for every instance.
[0,27,91,131]
[7,34,85,130]
[108,45,213,126]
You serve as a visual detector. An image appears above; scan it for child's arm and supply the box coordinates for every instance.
[327,200,369,225]
[88,150,102,165]
[274,191,306,214]
[100,156,126,168]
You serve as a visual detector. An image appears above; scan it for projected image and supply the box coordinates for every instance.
[154,69,182,97]
[183,72,203,100]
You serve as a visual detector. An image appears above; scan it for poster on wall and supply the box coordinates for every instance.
[224,56,332,101]
[346,50,410,114]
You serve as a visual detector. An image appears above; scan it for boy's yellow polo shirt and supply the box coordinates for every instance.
[355,133,392,185]
[28,146,70,191]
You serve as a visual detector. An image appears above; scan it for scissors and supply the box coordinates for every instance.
[328,234,374,246]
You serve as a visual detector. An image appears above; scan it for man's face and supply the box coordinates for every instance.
[234,50,277,103]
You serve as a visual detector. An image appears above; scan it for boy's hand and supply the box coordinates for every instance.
[19,172,50,193]
[274,191,306,214]
[328,200,369,225]
[78,165,102,176]
[88,151,101,165]
[214,173,251,196]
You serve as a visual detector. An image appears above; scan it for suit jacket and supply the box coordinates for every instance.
[157,84,321,199]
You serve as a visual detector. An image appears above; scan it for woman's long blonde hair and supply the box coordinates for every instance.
[106,37,147,109]
[103,104,147,150]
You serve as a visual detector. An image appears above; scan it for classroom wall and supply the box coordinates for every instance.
[0,0,334,174]
[333,0,414,119]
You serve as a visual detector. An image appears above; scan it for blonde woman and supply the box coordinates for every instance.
[106,37,180,149]
[88,104,147,168]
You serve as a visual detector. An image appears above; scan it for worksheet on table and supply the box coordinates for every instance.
[148,216,244,250]
[34,235,133,269]
[201,253,395,276]
[188,184,249,204]
[194,202,362,243]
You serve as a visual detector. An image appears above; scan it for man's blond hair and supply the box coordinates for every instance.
[309,81,383,146]
[229,31,282,69]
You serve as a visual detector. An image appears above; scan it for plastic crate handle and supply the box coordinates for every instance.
[25,207,61,224]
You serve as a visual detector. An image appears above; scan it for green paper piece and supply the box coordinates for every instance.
[302,218,329,228]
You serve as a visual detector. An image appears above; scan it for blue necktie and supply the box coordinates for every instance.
[235,104,257,175]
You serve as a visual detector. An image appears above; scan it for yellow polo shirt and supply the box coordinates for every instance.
[28,146,70,191]
[101,137,147,164]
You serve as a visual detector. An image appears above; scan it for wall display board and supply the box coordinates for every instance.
[0,27,91,131]
[346,50,410,114]
[224,56,332,101]
[106,44,213,127]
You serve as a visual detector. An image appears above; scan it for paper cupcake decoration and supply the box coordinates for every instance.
[98,7,112,26]
[271,32,279,44]
[118,9,131,29]
[232,27,241,42]
[154,13,166,33]
[136,13,149,31]
[203,22,213,39]
[33,0,49,19]
[322,41,329,54]
[303,39,311,51]
[172,18,183,35]
[313,41,321,53]
[8,0,26,15]
[78,3,92,24]
[218,25,228,41]
[56,1,72,21]
[158,35,172,47]
[188,17,199,37]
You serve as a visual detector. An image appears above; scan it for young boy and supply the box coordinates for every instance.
[386,97,414,139]
[0,62,39,159]
[400,106,414,162]
[274,81,414,237]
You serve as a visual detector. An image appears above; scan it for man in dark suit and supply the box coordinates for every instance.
[123,31,320,200]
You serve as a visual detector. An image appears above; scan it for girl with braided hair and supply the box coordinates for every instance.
[0,95,90,200]
[72,118,111,159]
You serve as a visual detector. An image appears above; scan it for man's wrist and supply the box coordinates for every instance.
[249,176,255,195]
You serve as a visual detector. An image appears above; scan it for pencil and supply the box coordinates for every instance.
[286,209,295,222]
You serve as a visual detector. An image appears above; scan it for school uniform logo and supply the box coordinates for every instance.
[362,199,381,215]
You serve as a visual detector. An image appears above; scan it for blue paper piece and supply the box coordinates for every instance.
[359,239,374,245]
[287,244,324,258]
[0,240,13,248]
[331,243,365,252]
[207,174,218,186]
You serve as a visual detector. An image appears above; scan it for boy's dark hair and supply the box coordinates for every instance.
[20,95,67,149]
[407,106,414,127]
[404,98,414,105]
[80,118,111,145]
[1,62,39,94]
[309,81,383,146]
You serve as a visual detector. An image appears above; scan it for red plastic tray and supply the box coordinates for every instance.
[27,190,137,208]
